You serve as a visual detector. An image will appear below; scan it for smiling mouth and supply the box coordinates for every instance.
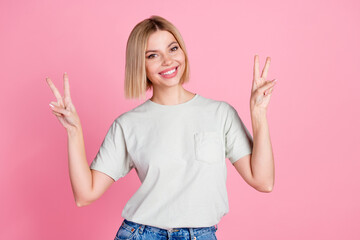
[159,66,178,75]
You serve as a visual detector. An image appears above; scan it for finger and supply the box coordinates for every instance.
[253,55,260,80]
[261,57,271,79]
[52,110,62,117]
[63,72,71,99]
[259,79,277,94]
[50,101,59,107]
[265,86,275,95]
[50,101,65,110]
[46,78,63,103]
[269,85,275,94]
[49,102,71,116]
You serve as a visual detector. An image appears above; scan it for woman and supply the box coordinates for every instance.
[46,15,276,240]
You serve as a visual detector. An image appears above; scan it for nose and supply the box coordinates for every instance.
[162,53,173,66]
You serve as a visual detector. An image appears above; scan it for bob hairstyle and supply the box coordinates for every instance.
[124,15,190,100]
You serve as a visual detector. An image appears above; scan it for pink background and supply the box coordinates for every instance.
[1,0,359,239]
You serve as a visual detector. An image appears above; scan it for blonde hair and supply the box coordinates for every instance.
[124,15,190,101]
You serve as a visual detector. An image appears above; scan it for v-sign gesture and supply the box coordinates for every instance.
[46,73,81,132]
[250,55,277,113]
[243,55,276,192]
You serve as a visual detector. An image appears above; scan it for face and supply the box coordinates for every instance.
[145,30,186,89]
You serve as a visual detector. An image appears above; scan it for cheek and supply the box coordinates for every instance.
[178,57,185,68]
[145,63,156,75]
[177,53,186,70]
[178,51,185,63]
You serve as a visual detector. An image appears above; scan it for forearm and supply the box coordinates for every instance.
[250,110,275,191]
[67,126,93,206]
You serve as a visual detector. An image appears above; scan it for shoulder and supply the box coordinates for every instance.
[196,94,233,111]
[113,100,149,126]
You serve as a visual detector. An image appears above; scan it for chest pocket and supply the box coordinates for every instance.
[194,131,224,164]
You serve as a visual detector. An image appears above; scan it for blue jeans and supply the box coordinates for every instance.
[114,219,218,240]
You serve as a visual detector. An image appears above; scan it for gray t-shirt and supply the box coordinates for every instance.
[90,93,253,230]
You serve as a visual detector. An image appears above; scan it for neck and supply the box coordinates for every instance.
[150,86,195,105]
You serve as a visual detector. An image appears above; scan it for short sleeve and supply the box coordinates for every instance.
[224,104,253,164]
[90,119,134,181]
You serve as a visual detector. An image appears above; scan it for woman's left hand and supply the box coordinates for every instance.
[250,55,277,113]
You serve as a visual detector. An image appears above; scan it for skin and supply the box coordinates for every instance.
[145,31,276,192]
[46,75,113,207]
[46,73,80,131]
[45,34,276,207]
[145,30,196,105]
[233,55,276,192]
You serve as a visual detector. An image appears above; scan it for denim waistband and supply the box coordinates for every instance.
[122,219,218,237]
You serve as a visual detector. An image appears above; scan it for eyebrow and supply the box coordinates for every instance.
[145,41,178,54]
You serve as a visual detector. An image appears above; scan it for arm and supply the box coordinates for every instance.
[250,110,274,191]
[233,111,274,193]
[46,73,114,207]
[233,55,276,192]
[68,126,114,207]
[67,126,93,206]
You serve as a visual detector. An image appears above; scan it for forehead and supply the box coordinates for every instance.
[146,30,177,49]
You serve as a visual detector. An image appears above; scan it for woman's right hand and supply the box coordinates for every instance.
[46,72,81,133]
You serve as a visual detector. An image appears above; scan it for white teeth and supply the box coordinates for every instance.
[161,67,176,75]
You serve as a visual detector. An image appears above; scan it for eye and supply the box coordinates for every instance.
[147,54,157,59]
[146,46,179,59]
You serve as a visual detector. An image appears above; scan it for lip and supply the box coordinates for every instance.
[159,66,178,75]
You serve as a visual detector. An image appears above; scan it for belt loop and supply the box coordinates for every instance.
[189,228,196,240]
[138,224,145,235]
[215,224,218,231]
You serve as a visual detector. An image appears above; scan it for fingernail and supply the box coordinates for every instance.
[274,79,277,82]
[49,103,54,108]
